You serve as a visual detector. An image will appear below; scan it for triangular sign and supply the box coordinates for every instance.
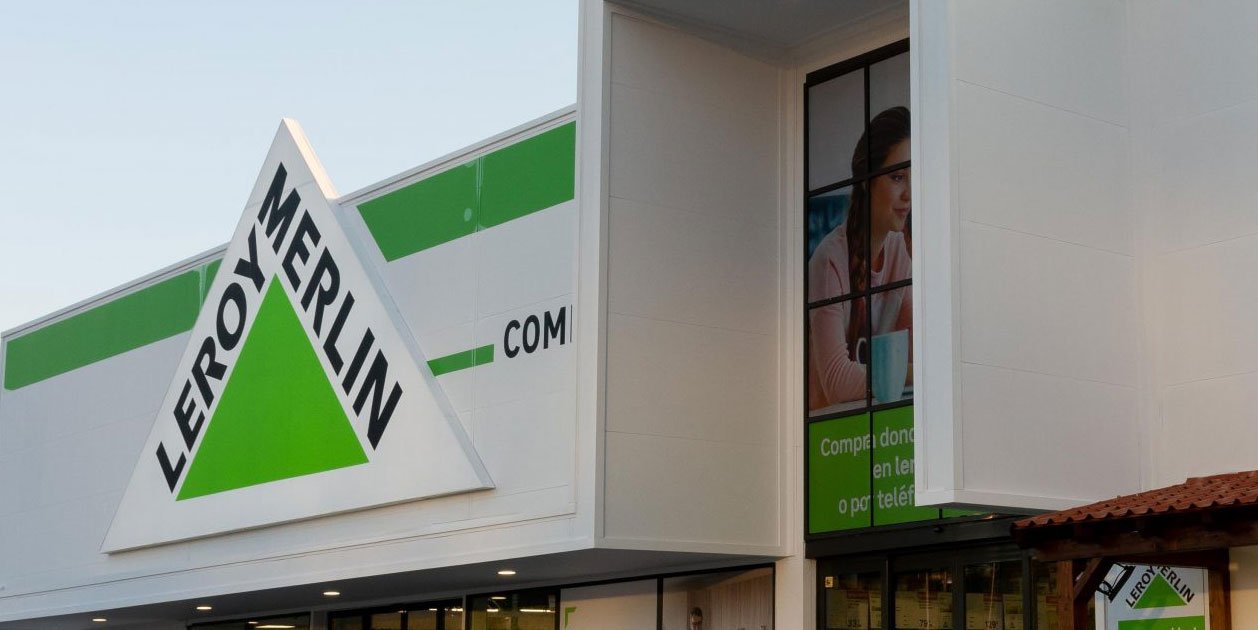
[102,119,492,552]
[1133,574,1188,609]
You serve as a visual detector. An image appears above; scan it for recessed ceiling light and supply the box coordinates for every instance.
[491,596,507,600]
[256,626,296,629]
[92,619,107,623]
[323,590,341,597]
[497,569,516,576]
[196,606,213,611]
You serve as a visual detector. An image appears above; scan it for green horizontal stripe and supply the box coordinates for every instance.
[4,261,220,390]
[358,121,576,262]
[427,344,494,377]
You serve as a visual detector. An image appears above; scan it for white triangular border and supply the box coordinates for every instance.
[102,120,492,553]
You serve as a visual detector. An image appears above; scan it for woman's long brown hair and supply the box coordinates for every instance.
[845,106,910,361]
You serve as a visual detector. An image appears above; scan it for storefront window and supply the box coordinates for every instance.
[819,551,1066,630]
[824,571,883,629]
[329,602,462,630]
[469,590,556,630]
[963,562,1022,630]
[191,613,311,630]
[662,567,773,630]
[1032,563,1060,630]
[893,569,952,630]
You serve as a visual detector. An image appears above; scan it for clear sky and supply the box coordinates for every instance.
[0,0,577,332]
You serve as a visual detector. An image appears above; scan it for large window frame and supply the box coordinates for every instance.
[816,544,1064,630]
[804,39,961,538]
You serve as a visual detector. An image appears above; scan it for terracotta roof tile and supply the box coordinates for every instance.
[1013,470,1258,530]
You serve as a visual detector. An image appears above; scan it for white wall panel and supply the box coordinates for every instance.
[1130,0,1258,495]
[1143,99,1258,254]
[604,431,777,546]
[1157,372,1258,487]
[606,313,775,444]
[1129,0,1258,125]
[607,197,776,334]
[959,363,1137,506]
[602,11,781,552]
[1149,234,1258,387]
[959,222,1137,387]
[475,201,577,318]
[953,0,1126,125]
[608,83,778,229]
[956,81,1131,255]
[609,15,778,119]
[472,389,576,496]
[917,0,1138,509]
[381,236,477,340]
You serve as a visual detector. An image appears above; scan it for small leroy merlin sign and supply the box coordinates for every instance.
[1101,565,1208,630]
[102,120,493,552]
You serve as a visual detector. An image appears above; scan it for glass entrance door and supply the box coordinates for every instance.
[819,546,1059,630]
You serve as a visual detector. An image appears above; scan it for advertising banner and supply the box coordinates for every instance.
[1098,565,1208,630]
[102,120,506,551]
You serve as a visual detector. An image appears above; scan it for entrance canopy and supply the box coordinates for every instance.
[1013,471,1258,629]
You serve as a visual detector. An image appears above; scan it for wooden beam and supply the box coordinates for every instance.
[1077,557,1113,599]
[1031,521,1258,562]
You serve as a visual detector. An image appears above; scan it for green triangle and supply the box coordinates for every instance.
[1134,574,1188,609]
[177,277,368,500]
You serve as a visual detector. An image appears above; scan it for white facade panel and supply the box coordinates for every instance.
[600,11,783,553]
[959,222,1138,388]
[959,362,1137,505]
[955,80,1132,256]
[953,0,1127,126]
[603,430,778,549]
[914,0,1138,510]
[1142,98,1258,255]
[1129,0,1258,490]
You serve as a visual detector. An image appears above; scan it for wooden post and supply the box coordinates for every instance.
[1058,560,1077,630]
[1208,555,1232,630]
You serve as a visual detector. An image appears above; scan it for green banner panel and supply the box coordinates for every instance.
[872,406,937,526]
[428,344,495,376]
[357,162,479,262]
[809,414,872,533]
[358,121,576,262]
[1117,616,1206,630]
[479,120,576,230]
[4,260,220,390]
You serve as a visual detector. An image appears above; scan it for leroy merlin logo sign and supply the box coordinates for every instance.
[1104,565,1208,630]
[1125,566,1194,609]
[102,120,493,552]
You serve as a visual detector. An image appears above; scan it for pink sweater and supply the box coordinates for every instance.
[807,228,912,411]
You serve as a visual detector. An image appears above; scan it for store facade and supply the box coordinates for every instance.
[7,1,1258,629]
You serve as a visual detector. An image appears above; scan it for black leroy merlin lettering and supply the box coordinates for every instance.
[156,163,403,492]
[503,306,572,358]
